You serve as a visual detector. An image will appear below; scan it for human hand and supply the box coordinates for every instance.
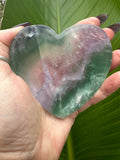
[0,16,120,160]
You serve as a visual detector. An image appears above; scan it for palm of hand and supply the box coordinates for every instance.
[0,50,74,160]
[0,18,120,160]
[0,64,74,160]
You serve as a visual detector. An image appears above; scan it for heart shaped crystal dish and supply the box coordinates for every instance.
[9,24,112,118]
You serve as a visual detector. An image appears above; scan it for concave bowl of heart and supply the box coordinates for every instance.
[9,24,112,118]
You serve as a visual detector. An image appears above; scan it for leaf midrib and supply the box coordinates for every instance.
[67,132,75,160]
[56,0,61,34]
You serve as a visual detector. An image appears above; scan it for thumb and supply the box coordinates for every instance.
[0,26,24,48]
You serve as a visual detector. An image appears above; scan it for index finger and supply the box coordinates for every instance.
[75,17,101,26]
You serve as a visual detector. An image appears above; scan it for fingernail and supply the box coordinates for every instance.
[108,23,120,34]
[96,14,108,25]
[13,22,31,28]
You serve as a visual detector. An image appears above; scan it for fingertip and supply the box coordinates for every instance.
[103,28,114,40]
[88,17,101,26]
[110,50,120,71]
[10,26,24,37]
[9,26,24,33]
[12,22,31,28]
[75,17,100,26]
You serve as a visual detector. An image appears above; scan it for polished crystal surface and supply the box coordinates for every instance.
[9,24,112,118]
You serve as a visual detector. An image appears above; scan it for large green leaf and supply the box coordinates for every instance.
[1,0,120,159]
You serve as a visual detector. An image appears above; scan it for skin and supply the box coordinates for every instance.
[0,17,120,160]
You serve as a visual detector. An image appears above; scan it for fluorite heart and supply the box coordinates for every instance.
[9,24,112,118]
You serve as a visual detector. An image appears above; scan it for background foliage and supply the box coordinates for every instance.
[1,0,120,159]
[0,0,5,23]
